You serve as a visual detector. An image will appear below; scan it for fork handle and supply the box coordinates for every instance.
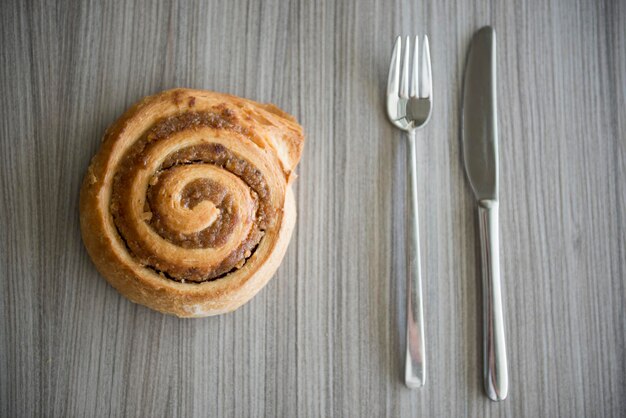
[478,200,508,400]
[405,130,425,388]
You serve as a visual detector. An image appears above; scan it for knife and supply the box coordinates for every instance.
[461,26,509,401]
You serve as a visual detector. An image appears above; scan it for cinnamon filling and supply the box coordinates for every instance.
[147,177,241,248]
[110,109,276,283]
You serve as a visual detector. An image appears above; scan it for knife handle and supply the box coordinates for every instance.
[404,131,426,388]
[478,200,508,401]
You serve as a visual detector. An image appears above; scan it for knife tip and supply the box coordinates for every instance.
[477,26,496,38]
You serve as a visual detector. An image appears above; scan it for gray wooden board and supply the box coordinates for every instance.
[1,0,625,416]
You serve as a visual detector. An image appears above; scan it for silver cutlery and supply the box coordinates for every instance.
[461,26,509,401]
[386,35,433,389]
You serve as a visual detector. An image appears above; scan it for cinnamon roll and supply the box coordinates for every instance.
[80,89,304,317]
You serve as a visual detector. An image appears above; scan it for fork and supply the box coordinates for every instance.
[386,35,433,389]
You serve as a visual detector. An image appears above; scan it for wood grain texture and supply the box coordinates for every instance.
[1,0,624,416]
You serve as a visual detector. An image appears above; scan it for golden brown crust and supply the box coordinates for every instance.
[80,88,304,317]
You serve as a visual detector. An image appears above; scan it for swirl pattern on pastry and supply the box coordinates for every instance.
[80,89,304,317]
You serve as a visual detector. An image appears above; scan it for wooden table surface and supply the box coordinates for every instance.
[1,0,625,416]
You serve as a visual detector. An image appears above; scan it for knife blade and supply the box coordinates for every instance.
[462,26,498,201]
[461,26,509,402]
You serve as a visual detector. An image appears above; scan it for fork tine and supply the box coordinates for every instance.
[410,35,419,97]
[419,35,432,99]
[387,36,402,99]
[400,36,410,98]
